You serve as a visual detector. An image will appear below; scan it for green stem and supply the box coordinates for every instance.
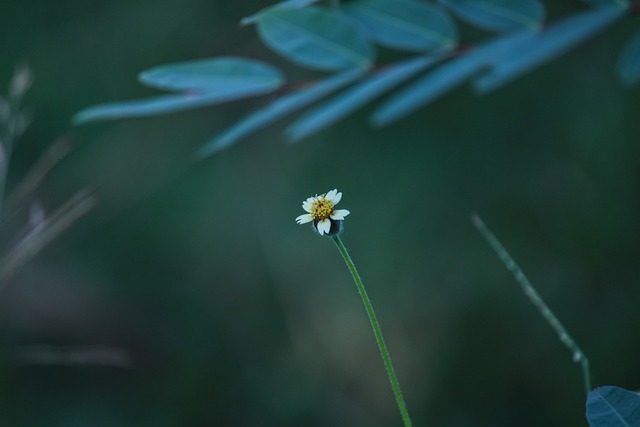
[472,214,592,397]
[332,235,413,427]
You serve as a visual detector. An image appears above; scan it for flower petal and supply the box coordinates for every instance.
[296,213,314,224]
[331,209,350,220]
[302,200,312,212]
[325,189,338,203]
[331,191,342,205]
[317,218,331,235]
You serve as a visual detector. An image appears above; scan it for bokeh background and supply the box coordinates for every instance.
[1,1,639,426]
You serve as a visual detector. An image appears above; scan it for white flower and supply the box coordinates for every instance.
[295,189,350,236]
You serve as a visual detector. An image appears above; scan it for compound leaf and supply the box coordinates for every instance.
[287,55,441,141]
[371,54,484,126]
[74,57,285,124]
[197,69,364,157]
[474,4,628,92]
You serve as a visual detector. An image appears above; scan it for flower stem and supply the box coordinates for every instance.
[471,214,592,397]
[332,235,413,427]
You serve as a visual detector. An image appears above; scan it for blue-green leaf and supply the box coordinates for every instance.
[73,57,285,124]
[438,0,545,32]
[196,69,364,158]
[617,28,640,86]
[370,31,538,126]
[287,55,441,141]
[370,47,496,126]
[138,57,284,92]
[581,0,629,7]
[241,0,320,26]
[342,0,457,52]
[74,92,247,124]
[256,6,375,71]
[474,4,628,93]
[586,386,640,427]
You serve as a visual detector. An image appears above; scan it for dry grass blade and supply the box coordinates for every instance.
[14,344,134,368]
[0,189,97,288]
[4,136,73,213]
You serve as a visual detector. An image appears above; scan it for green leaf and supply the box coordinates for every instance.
[74,94,221,124]
[342,0,457,52]
[581,0,629,6]
[617,28,640,86]
[256,6,375,71]
[73,57,285,124]
[438,0,545,32]
[371,3,627,125]
[196,69,364,157]
[241,0,320,26]
[586,386,640,427]
[138,57,284,92]
[287,55,441,141]
[474,4,628,93]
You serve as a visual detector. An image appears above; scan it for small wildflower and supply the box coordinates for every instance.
[295,189,350,236]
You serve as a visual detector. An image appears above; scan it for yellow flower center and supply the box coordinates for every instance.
[310,197,334,221]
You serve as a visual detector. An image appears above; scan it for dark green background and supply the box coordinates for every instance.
[1,1,639,426]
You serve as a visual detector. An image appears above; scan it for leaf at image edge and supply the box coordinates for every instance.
[473,4,628,93]
[586,386,640,427]
[617,28,640,86]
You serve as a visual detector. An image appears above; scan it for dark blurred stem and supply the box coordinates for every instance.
[332,235,413,427]
[0,121,16,218]
[4,137,72,214]
[471,214,592,397]
[329,0,341,10]
[0,90,22,218]
[0,64,33,218]
[0,189,96,287]
[0,154,10,217]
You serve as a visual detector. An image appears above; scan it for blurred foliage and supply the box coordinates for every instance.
[73,0,635,155]
[0,0,639,426]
